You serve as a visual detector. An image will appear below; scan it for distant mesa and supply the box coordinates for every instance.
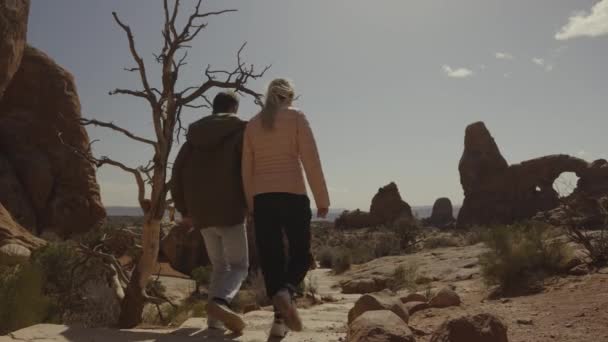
[457,121,608,227]
[336,182,413,230]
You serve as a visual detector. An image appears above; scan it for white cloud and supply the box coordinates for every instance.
[556,0,608,40]
[441,65,473,78]
[532,57,555,72]
[577,150,588,157]
[495,52,514,60]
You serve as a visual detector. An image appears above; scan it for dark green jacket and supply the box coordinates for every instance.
[171,114,247,228]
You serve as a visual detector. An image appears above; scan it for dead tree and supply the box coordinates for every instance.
[82,0,269,328]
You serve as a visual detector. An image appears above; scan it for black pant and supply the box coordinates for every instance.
[254,193,312,298]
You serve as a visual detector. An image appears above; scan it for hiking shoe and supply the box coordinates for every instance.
[206,299,246,333]
[269,317,289,338]
[272,289,302,332]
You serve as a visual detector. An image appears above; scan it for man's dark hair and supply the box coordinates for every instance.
[212,91,240,114]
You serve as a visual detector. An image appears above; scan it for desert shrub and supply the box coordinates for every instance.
[480,223,571,295]
[564,197,608,267]
[462,226,487,245]
[191,266,211,294]
[318,247,334,268]
[374,235,402,258]
[164,298,206,326]
[332,249,352,274]
[424,235,460,249]
[0,264,51,334]
[30,242,79,294]
[389,263,419,291]
[392,217,422,251]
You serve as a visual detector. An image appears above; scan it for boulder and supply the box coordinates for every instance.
[348,310,415,342]
[0,243,30,265]
[400,293,428,304]
[457,122,608,227]
[430,313,509,342]
[424,197,455,228]
[429,288,461,308]
[342,278,388,295]
[0,46,106,237]
[370,182,413,224]
[404,301,429,315]
[160,223,209,276]
[0,202,45,252]
[0,0,29,97]
[348,293,409,324]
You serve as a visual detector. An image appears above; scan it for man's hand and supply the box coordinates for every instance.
[180,216,193,228]
[317,208,329,219]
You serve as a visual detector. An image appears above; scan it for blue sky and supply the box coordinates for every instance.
[28,0,608,209]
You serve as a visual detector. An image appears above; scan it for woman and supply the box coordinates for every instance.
[242,79,330,336]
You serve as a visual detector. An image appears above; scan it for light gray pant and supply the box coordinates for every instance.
[200,223,249,304]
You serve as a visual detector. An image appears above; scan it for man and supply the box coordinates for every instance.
[171,91,248,333]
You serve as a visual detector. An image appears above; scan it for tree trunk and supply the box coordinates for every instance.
[118,216,161,328]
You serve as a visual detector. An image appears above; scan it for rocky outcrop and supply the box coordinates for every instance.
[0,0,29,98]
[457,122,608,227]
[424,197,455,228]
[0,202,45,265]
[348,293,409,324]
[430,313,509,342]
[0,46,106,237]
[336,182,413,229]
[159,223,209,276]
[370,182,413,223]
[348,311,415,342]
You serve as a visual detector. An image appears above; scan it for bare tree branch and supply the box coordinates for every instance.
[81,118,157,148]
[112,11,157,105]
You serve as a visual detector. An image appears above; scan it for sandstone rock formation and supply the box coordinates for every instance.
[0,46,106,237]
[348,293,409,325]
[457,122,608,227]
[341,277,388,295]
[0,202,45,265]
[348,310,415,342]
[336,182,413,229]
[424,197,456,228]
[430,313,509,342]
[0,0,29,98]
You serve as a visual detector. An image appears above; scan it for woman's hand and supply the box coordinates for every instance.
[317,208,329,219]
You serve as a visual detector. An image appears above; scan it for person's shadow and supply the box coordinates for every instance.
[59,326,244,342]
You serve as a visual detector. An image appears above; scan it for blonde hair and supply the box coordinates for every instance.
[260,78,295,130]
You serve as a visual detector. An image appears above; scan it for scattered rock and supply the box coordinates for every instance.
[429,287,461,308]
[569,264,590,276]
[348,293,409,324]
[430,313,509,342]
[0,243,30,265]
[348,310,415,342]
[516,319,533,325]
[404,301,430,315]
[401,293,428,304]
[341,277,388,295]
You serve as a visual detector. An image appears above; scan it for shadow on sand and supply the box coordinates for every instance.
[58,326,287,342]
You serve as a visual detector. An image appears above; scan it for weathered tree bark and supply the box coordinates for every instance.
[81,0,269,328]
